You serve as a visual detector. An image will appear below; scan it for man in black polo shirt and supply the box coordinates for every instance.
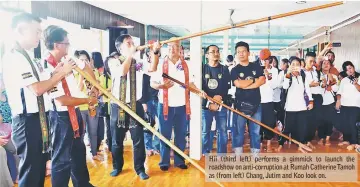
[231,41,265,155]
[202,45,231,154]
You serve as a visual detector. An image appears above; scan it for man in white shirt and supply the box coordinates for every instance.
[277,56,314,153]
[258,50,278,152]
[107,34,160,179]
[336,61,360,151]
[318,58,339,146]
[151,39,203,171]
[43,25,97,187]
[2,13,74,187]
[303,52,323,149]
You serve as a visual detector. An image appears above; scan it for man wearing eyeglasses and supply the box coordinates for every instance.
[2,13,75,187]
[43,25,97,187]
[201,45,231,155]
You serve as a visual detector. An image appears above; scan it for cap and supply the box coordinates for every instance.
[259,48,271,60]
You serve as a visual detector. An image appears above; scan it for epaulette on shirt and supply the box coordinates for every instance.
[21,72,33,79]
[49,87,58,93]
[119,56,126,63]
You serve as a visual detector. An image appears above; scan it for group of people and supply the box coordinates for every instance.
[202,41,360,154]
[1,11,360,187]
[0,12,204,187]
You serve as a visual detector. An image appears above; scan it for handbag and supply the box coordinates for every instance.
[238,101,259,116]
[0,123,11,140]
[99,75,110,117]
[98,102,109,117]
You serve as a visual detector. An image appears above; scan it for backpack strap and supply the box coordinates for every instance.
[301,70,306,84]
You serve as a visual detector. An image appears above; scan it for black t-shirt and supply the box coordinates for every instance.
[202,63,231,109]
[230,62,264,109]
[140,74,159,104]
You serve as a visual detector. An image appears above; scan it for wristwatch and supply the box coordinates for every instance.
[253,78,256,83]
[154,50,160,55]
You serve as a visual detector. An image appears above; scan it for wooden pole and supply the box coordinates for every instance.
[162,73,313,152]
[74,67,225,187]
[137,1,343,51]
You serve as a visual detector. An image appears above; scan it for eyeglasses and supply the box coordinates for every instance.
[208,51,220,54]
[57,42,70,46]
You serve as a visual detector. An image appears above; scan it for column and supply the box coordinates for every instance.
[188,1,202,160]
[222,30,229,63]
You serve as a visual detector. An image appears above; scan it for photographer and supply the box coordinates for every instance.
[318,58,339,146]
[336,61,360,151]
[258,50,278,152]
[277,57,313,153]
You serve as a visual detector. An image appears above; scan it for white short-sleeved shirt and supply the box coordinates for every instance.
[321,74,339,105]
[45,64,87,112]
[108,57,144,103]
[273,70,284,102]
[304,69,322,95]
[283,75,314,112]
[260,67,279,103]
[337,77,360,108]
[2,50,52,116]
[151,58,195,107]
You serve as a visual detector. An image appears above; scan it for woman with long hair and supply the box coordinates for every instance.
[317,58,339,146]
[336,61,360,150]
[101,52,118,151]
[76,50,102,161]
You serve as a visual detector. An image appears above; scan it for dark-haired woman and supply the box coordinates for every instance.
[277,57,313,153]
[317,59,339,146]
[102,52,119,151]
[75,50,102,161]
[336,61,360,151]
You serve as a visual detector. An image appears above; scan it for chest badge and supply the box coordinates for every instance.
[239,73,244,78]
[218,74,222,79]
[208,79,218,90]
[252,71,256,75]
[205,74,210,79]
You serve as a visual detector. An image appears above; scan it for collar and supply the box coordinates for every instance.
[46,53,58,67]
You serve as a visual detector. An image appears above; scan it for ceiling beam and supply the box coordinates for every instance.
[202,35,303,40]
[202,42,288,47]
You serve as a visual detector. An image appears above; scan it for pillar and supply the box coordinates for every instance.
[222,30,229,63]
[188,1,202,160]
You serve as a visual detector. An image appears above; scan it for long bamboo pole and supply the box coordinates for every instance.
[137,1,343,51]
[74,67,225,187]
[162,73,313,152]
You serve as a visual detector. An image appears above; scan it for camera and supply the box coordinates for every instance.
[348,75,356,83]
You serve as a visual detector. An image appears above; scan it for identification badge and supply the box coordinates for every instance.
[208,79,218,89]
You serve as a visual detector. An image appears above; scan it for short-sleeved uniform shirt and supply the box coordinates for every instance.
[2,50,52,116]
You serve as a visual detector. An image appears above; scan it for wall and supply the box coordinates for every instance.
[330,19,360,71]
[31,1,146,46]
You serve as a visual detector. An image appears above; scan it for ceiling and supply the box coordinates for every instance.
[85,1,360,52]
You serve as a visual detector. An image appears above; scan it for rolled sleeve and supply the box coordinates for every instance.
[48,82,65,99]
[108,58,123,77]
